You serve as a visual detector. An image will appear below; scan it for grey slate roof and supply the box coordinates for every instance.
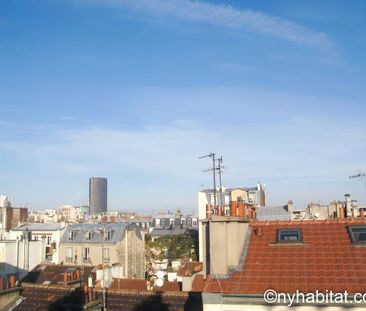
[12,223,64,231]
[256,206,291,221]
[149,227,187,237]
[60,223,128,244]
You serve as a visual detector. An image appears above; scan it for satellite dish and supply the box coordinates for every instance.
[156,271,165,279]
[155,278,164,287]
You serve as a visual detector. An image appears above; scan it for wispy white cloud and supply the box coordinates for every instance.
[72,0,332,49]
[2,114,366,209]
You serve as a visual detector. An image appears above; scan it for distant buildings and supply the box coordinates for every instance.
[89,177,107,215]
[58,205,88,222]
[0,195,27,232]
[27,205,88,223]
[255,194,365,221]
[59,223,145,278]
[151,210,198,231]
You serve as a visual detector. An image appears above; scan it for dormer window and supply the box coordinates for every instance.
[68,231,74,240]
[85,231,92,241]
[348,226,366,243]
[104,230,111,241]
[277,228,302,243]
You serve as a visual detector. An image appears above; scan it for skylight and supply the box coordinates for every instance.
[277,228,302,243]
[348,226,366,243]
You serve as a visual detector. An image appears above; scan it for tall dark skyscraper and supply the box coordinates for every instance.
[89,177,107,214]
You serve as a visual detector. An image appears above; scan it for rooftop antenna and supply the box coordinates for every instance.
[349,171,366,198]
[199,152,217,207]
[217,156,225,208]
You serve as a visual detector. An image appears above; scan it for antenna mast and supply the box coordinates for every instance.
[199,153,217,207]
[217,156,224,208]
[349,172,366,198]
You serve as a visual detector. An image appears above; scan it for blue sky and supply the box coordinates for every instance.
[1,0,366,213]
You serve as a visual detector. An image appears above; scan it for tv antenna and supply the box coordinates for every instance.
[349,171,366,197]
[199,152,217,207]
[217,156,225,207]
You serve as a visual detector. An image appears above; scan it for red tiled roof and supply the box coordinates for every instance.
[177,261,203,277]
[94,290,201,311]
[106,278,180,292]
[22,264,95,285]
[192,274,205,292]
[14,285,84,311]
[155,280,180,292]
[204,219,366,294]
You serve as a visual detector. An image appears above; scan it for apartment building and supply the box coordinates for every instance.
[9,223,67,263]
[59,223,145,278]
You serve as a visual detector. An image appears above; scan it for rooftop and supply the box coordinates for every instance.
[177,261,203,277]
[12,223,64,231]
[256,205,291,221]
[22,263,95,285]
[60,223,134,244]
[149,227,188,237]
[204,218,366,294]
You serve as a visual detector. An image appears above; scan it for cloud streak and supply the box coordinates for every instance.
[73,0,332,49]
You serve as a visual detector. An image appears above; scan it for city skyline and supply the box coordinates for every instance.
[1,0,366,212]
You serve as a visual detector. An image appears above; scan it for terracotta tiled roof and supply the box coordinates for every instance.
[14,284,84,311]
[108,278,147,291]
[204,219,366,294]
[177,261,203,277]
[21,264,95,285]
[192,274,205,292]
[156,280,180,292]
[94,290,202,311]
[106,278,180,292]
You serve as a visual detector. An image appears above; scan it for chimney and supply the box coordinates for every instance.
[345,194,352,217]
[287,200,294,213]
[83,284,89,303]
[202,217,250,278]
[238,202,246,217]
[9,275,15,288]
[230,201,237,216]
[339,207,345,219]
[63,273,68,283]
[76,269,81,280]
[88,276,93,302]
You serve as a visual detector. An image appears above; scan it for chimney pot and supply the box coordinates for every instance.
[9,275,15,288]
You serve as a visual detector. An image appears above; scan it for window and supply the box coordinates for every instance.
[83,247,90,261]
[277,229,302,243]
[66,247,73,262]
[68,231,74,240]
[85,231,92,241]
[192,219,197,226]
[103,248,110,262]
[348,226,366,243]
[47,236,52,245]
[104,230,111,241]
